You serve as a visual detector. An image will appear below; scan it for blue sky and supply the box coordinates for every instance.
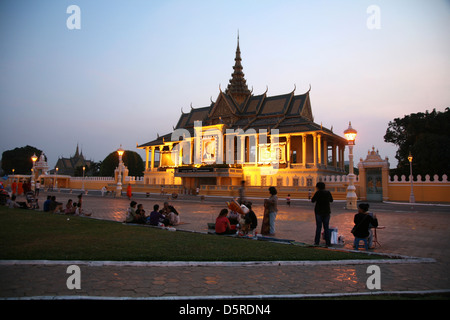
[1,0,449,170]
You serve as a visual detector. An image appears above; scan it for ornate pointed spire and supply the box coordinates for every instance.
[75,143,80,158]
[226,32,251,103]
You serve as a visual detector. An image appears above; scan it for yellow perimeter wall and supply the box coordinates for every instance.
[388,183,450,203]
[6,174,450,203]
[62,177,450,203]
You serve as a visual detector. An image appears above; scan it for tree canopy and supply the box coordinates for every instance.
[384,108,450,177]
[99,150,144,177]
[1,145,44,175]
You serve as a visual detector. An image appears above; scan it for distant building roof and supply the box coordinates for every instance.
[54,144,92,175]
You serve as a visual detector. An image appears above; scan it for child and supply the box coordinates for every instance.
[241,202,258,235]
[215,209,235,235]
[75,202,91,216]
[286,194,291,207]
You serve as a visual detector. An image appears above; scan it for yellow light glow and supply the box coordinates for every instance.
[117,146,125,157]
[344,122,357,144]
[31,153,38,162]
[408,153,413,162]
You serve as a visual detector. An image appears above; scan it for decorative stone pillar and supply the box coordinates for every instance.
[302,134,307,167]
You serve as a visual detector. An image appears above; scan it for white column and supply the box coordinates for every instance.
[317,134,322,165]
[286,135,291,165]
[313,133,317,167]
[302,134,307,167]
[150,146,155,171]
[145,147,149,170]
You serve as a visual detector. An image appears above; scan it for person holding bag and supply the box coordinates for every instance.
[311,182,333,246]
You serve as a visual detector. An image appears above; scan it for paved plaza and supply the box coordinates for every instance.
[1,190,450,300]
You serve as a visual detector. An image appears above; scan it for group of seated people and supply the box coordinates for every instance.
[41,193,91,216]
[4,191,40,210]
[215,201,258,236]
[62,198,90,216]
[126,201,180,227]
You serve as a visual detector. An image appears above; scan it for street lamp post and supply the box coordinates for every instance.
[11,169,16,195]
[344,122,358,210]
[408,152,415,203]
[116,145,125,197]
[31,153,38,191]
[82,166,86,193]
[55,167,59,190]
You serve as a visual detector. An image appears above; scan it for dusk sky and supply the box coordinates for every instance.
[1,0,449,171]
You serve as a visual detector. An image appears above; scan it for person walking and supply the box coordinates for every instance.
[126,184,132,200]
[311,182,333,246]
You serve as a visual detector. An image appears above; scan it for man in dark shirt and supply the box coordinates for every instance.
[43,196,51,212]
[49,196,63,213]
[148,204,168,226]
[311,182,333,246]
[353,203,378,238]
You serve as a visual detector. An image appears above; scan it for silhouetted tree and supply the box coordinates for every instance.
[1,145,44,174]
[384,108,450,177]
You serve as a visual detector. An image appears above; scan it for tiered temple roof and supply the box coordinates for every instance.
[139,37,336,148]
[54,144,92,175]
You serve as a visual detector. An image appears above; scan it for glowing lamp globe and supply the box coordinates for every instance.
[344,122,357,145]
[117,146,125,157]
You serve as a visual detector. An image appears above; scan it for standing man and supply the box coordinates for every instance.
[238,180,246,204]
[311,182,333,247]
[35,180,40,197]
[262,186,278,236]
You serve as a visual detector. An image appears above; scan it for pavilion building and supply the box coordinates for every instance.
[137,37,348,193]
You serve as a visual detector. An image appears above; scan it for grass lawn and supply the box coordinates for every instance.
[0,206,385,262]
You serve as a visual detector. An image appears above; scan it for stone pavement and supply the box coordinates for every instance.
[1,190,450,301]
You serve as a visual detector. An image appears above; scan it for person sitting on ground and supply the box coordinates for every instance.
[125,201,144,223]
[25,191,39,209]
[74,202,91,216]
[227,209,239,226]
[353,203,378,250]
[215,209,236,235]
[148,204,168,226]
[43,196,51,212]
[65,199,76,215]
[160,201,180,226]
[136,203,146,219]
[75,202,82,216]
[9,193,30,209]
[49,196,63,213]
[6,195,19,209]
[241,202,258,235]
